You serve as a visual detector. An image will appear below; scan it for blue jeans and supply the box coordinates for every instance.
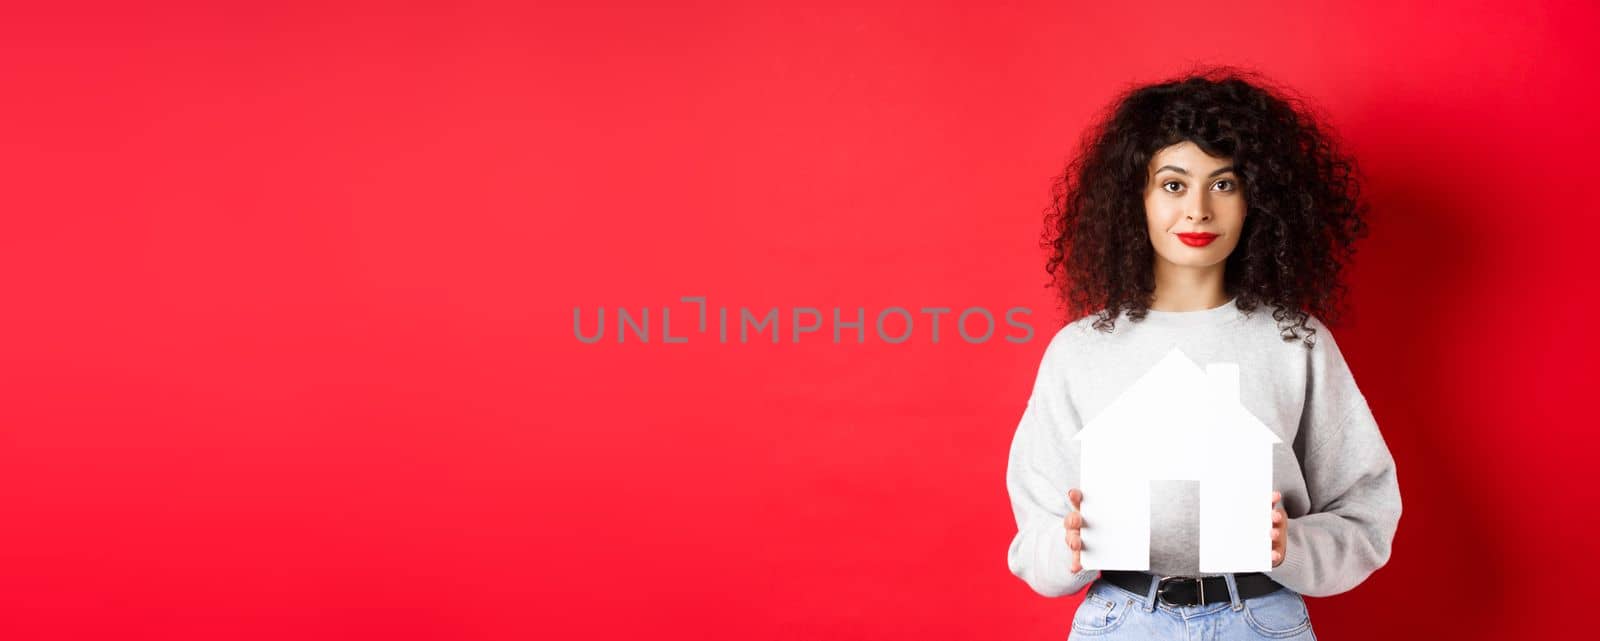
[1068,575,1317,640]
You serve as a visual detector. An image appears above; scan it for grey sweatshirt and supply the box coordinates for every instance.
[1004,296,1401,598]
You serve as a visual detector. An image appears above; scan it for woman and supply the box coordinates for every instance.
[1004,67,1402,640]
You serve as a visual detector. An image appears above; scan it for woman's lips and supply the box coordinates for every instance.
[1177,232,1218,247]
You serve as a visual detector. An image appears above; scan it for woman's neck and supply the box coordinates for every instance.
[1150,261,1229,312]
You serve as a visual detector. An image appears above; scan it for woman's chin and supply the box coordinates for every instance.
[1157,253,1228,270]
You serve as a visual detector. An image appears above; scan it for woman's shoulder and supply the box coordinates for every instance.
[1237,309,1369,392]
[1233,303,1342,347]
[1049,310,1114,345]
[1045,302,1345,353]
[1034,310,1125,370]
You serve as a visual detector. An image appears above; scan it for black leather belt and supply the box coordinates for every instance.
[1101,570,1283,607]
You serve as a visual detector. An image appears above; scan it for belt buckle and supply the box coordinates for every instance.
[1156,575,1202,607]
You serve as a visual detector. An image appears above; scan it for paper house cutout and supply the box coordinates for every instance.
[1074,347,1282,573]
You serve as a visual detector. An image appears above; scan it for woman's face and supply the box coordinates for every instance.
[1143,141,1247,272]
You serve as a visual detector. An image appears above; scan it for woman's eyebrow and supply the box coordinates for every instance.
[1154,164,1236,177]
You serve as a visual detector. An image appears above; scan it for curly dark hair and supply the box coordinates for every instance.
[1042,66,1370,347]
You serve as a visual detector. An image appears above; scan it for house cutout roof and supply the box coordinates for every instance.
[1075,347,1281,444]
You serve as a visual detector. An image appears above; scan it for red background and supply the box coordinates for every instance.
[3,1,1596,639]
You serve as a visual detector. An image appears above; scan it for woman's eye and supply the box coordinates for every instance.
[1163,181,1183,193]
[1213,179,1235,191]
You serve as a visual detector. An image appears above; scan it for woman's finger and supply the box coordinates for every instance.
[1068,488,1083,510]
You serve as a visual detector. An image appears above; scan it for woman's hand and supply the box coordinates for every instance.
[1271,491,1288,567]
[1064,488,1085,572]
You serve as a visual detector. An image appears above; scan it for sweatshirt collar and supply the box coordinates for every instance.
[1134,296,1245,327]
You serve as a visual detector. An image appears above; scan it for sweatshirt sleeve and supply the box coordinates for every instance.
[1266,322,1403,597]
[1005,331,1098,597]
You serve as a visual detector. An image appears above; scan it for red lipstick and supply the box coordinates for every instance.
[1177,232,1218,247]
